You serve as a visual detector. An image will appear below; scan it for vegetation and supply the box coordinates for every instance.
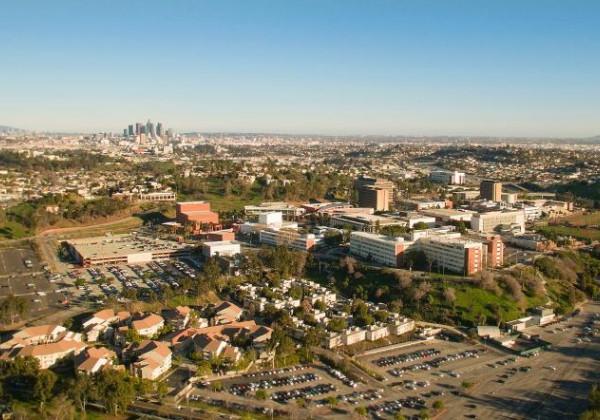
[580,384,600,420]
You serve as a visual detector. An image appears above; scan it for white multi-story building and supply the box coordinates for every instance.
[350,232,407,267]
[202,240,241,257]
[258,211,283,227]
[417,237,483,275]
[471,210,525,234]
[259,228,316,251]
[388,318,416,336]
[341,327,366,346]
[429,170,466,185]
[244,202,305,220]
[366,324,389,341]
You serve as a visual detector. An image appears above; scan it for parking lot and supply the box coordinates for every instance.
[0,245,66,323]
[182,303,600,419]
[63,258,202,305]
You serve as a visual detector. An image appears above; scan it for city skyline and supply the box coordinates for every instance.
[1,1,599,137]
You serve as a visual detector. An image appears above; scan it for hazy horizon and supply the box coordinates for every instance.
[1,1,599,137]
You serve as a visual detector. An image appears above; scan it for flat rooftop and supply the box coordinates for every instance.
[67,234,193,260]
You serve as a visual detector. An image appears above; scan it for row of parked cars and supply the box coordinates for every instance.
[229,373,319,395]
[324,365,358,388]
[374,348,441,367]
[368,396,427,416]
[243,365,307,378]
[271,383,336,402]
[388,349,482,377]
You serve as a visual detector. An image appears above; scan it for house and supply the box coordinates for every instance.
[82,309,119,342]
[15,340,86,369]
[129,340,172,380]
[213,301,243,324]
[75,346,116,375]
[132,314,165,338]
[161,306,191,330]
[1,325,67,349]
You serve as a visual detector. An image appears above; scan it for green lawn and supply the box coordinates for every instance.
[537,225,600,241]
[452,286,523,325]
[0,220,31,240]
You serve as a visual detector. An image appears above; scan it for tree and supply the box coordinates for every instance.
[0,295,29,324]
[47,393,75,420]
[69,373,94,414]
[95,369,136,416]
[355,406,368,417]
[326,396,338,408]
[156,381,168,401]
[432,400,444,411]
[327,318,347,333]
[33,369,57,409]
[196,359,213,376]
[211,381,223,392]
[443,287,456,306]
[255,389,268,400]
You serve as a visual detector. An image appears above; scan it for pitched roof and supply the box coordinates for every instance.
[17,340,85,357]
[92,309,116,321]
[132,314,164,330]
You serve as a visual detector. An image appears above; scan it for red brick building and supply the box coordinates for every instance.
[176,201,220,232]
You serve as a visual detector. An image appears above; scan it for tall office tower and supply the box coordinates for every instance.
[123,129,127,137]
[140,126,146,135]
[135,122,142,135]
[355,176,395,211]
[146,120,155,138]
[480,180,502,202]
[128,124,134,136]
[156,122,163,137]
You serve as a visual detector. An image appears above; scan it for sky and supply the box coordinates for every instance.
[1,0,599,137]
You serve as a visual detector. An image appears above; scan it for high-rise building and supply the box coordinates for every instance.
[135,122,142,135]
[355,176,394,211]
[123,129,128,137]
[156,122,163,137]
[480,180,502,202]
[147,120,155,138]
[128,125,134,137]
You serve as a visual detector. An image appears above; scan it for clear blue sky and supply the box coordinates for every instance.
[1,0,599,137]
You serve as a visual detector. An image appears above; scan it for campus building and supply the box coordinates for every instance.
[65,234,195,266]
[355,176,394,211]
[429,170,466,185]
[471,210,526,234]
[349,231,406,267]
[480,180,503,202]
[259,227,316,251]
[244,202,305,221]
[176,201,220,230]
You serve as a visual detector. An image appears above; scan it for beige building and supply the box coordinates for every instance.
[132,314,165,338]
[471,210,525,234]
[355,177,394,211]
[480,180,502,202]
[366,324,389,341]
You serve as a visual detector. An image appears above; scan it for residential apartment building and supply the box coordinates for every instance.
[132,314,165,337]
